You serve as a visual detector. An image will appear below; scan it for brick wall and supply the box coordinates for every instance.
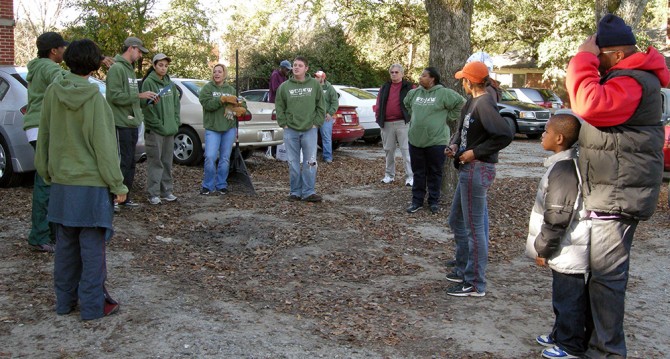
[0,0,14,65]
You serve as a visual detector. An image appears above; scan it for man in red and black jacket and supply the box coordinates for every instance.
[566,14,670,358]
[375,64,414,186]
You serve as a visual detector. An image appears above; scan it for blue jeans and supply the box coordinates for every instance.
[409,144,446,206]
[53,224,107,320]
[551,270,591,356]
[319,118,333,161]
[448,161,496,293]
[284,127,318,198]
[203,129,236,191]
[585,218,636,358]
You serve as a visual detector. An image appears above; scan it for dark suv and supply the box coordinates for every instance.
[497,89,552,139]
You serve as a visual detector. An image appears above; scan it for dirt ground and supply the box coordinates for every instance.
[1,139,669,358]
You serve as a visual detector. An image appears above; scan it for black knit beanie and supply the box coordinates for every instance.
[596,14,636,48]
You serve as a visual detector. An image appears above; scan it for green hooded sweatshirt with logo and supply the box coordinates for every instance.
[140,71,181,136]
[35,73,128,195]
[106,54,143,128]
[275,75,325,131]
[321,81,339,116]
[198,81,243,132]
[23,57,68,131]
[403,84,465,148]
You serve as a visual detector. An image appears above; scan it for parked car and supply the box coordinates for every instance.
[507,87,564,113]
[172,79,283,165]
[362,88,379,97]
[498,89,552,139]
[239,89,364,149]
[332,85,380,143]
[0,66,134,187]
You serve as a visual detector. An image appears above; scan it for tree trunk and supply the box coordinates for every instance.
[595,0,650,28]
[424,0,473,201]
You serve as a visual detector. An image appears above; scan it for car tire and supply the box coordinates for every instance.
[173,126,203,166]
[526,133,541,140]
[332,142,341,151]
[0,134,23,187]
[363,136,381,144]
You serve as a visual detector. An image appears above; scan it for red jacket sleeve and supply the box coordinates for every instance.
[566,52,642,127]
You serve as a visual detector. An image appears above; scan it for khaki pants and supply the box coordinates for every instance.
[145,131,174,198]
[380,120,412,181]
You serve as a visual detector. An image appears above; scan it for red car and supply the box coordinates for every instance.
[663,125,670,171]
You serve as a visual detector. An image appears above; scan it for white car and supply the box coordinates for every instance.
[362,88,379,97]
[332,85,380,143]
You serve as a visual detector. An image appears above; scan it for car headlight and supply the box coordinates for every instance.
[519,111,536,119]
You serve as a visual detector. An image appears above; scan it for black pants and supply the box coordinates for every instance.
[409,144,446,206]
[116,127,138,199]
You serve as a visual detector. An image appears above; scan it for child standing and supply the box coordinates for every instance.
[525,114,591,359]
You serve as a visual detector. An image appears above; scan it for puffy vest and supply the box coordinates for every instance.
[375,80,412,127]
[578,69,664,220]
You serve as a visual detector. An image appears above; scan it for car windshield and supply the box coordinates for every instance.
[340,87,377,100]
[500,89,517,101]
[180,80,209,96]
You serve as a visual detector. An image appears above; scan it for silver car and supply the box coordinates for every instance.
[171,78,283,166]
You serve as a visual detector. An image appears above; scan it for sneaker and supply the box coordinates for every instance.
[406,203,422,213]
[216,188,228,195]
[536,334,555,347]
[446,283,486,297]
[200,187,212,195]
[103,302,120,317]
[405,178,413,187]
[161,194,177,202]
[542,346,579,359]
[30,243,55,253]
[445,270,463,283]
[120,200,139,207]
[446,259,457,268]
[381,175,394,184]
[148,197,161,205]
[114,204,120,213]
[303,194,323,202]
[288,194,301,201]
[430,204,439,214]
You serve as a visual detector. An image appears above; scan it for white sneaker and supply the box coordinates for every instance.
[148,197,161,205]
[405,178,413,187]
[381,175,394,184]
[161,194,177,202]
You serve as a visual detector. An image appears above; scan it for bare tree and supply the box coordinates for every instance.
[424,0,474,199]
[14,0,67,65]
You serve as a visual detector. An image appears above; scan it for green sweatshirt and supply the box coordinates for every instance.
[35,73,128,195]
[275,75,325,131]
[23,57,68,131]
[321,80,339,116]
[106,54,143,128]
[198,81,240,132]
[404,84,465,148]
[140,71,181,136]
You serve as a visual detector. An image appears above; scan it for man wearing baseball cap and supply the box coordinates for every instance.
[106,36,157,209]
[566,14,670,358]
[22,32,70,253]
[266,59,293,158]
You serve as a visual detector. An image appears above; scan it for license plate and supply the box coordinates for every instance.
[261,131,272,142]
[344,114,352,123]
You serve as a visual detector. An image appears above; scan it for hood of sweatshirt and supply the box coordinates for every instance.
[26,57,59,83]
[288,74,314,84]
[609,46,670,87]
[51,73,101,111]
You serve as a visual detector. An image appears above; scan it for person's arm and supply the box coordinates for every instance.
[313,82,326,127]
[88,96,129,196]
[198,83,223,112]
[106,66,137,106]
[534,161,579,258]
[140,78,160,128]
[443,89,466,125]
[34,88,53,183]
[326,86,338,117]
[470,98,513,159]
[173,82,181,126]
[402,89,415,113]
[275,84,287,128]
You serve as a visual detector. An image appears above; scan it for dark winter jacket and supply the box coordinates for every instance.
[375,80,412,127]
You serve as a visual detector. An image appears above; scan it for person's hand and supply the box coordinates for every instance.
[101,56,115,68]
[578,34,600,56]
[445,144,457,158]
[139,91,157,100]
[326,114,333,122]
[535,256,547,267]
[220,95,238,104]
[458,149,475,164]
[115,193,127,204]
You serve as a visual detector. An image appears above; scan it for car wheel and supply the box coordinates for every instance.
[332,142,341,151]
[173,126,203,166]
[526,133,541,140]
[364,136,381,144]
[0,135,23,187]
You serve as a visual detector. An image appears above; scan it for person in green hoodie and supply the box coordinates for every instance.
[22,32,69,253]
[35,39,127,320]
[314,70,339,163]
[404,67,465,214]
[198,63,247,195]
[140,53,180,205]
[275,56,326,202]
[106,36,157,208]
